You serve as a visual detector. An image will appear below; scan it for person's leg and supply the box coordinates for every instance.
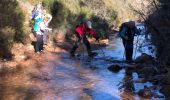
[123,39,128,60]
[39,35,44,51]
[128,42,133,61]
[35,34,41,53]
[125,41,133,62]
[83,36,92,56]
[70,38,81,56]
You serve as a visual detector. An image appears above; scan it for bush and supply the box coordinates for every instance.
[146,0,170,66]
[0,0,25,59]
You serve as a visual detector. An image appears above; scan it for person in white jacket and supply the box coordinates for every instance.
[41,10,52,44]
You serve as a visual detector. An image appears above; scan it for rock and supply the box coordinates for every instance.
[136,67,156,79]
[138,85,153,98]
[26,44,34,51]
[134,53,155,64]
[108,64,122,73]
[160,85,170,98]
[161,71,170,85]
[14,55,27,62]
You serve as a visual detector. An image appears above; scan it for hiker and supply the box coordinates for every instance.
[119,20,140,63]
[33,12,43,54]
[39,14,52,44]
[70,21,99,57]
[42,9,52,44]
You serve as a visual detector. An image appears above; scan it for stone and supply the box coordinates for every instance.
[108,64,122,73]
[138,85,152,98]
[134,53,155,64]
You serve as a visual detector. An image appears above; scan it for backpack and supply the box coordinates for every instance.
[32,10,39,20]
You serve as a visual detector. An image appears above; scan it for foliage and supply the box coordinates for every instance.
[0,0,25,59]
[145,0,170,66]
[27,0,141,39]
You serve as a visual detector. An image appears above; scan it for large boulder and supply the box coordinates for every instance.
[134,53,155,64]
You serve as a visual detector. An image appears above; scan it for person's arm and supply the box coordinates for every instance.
[45,14,52,25]
[119,26,128,39]
[39,22,52,31]
[75,26,83,39]
[88,29,96,39]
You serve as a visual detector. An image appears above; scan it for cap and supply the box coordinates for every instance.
[86,21,92,28]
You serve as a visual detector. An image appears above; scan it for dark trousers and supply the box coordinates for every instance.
[123,39,133,61]
[70,35,92,55]
[35,34,43,52]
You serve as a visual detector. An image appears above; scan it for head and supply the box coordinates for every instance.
[86,21,92,29]
[124,20,136,29]
[36,3,43,13]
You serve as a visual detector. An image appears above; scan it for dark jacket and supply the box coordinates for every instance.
[119,21,139,41]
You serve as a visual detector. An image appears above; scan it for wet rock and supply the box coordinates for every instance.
[138,85,152,98]
[161,71,170,85]
[108,64,122,73]
[156,66,168,74]
[136,67,157,79]
[160,85,170,98]
[134,53,155,64]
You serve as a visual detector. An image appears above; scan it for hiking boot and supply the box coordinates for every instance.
[88,52,98,57]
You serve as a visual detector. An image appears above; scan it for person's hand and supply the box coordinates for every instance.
[124,36,128,40]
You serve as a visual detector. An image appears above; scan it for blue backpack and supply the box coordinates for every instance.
[32,10,39,20]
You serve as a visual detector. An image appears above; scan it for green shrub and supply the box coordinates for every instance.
[0,0,25,59]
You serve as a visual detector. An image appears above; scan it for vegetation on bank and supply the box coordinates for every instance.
[0,0,25,59]
[145,0,170,67]
[28,0,145,38]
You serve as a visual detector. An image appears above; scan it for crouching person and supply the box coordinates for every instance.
[70,21,99,57]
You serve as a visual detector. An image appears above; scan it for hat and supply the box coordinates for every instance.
[86,21,92,28]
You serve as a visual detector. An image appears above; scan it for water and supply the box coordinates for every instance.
[0,26,164,100]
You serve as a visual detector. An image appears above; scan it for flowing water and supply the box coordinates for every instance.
[0,27,164,100]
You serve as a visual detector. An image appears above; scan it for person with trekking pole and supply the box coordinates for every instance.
[70,21,99,57]
[119,20,140,63]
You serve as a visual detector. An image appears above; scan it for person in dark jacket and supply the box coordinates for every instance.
[119,21,140,63]
[70,21,98,57]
